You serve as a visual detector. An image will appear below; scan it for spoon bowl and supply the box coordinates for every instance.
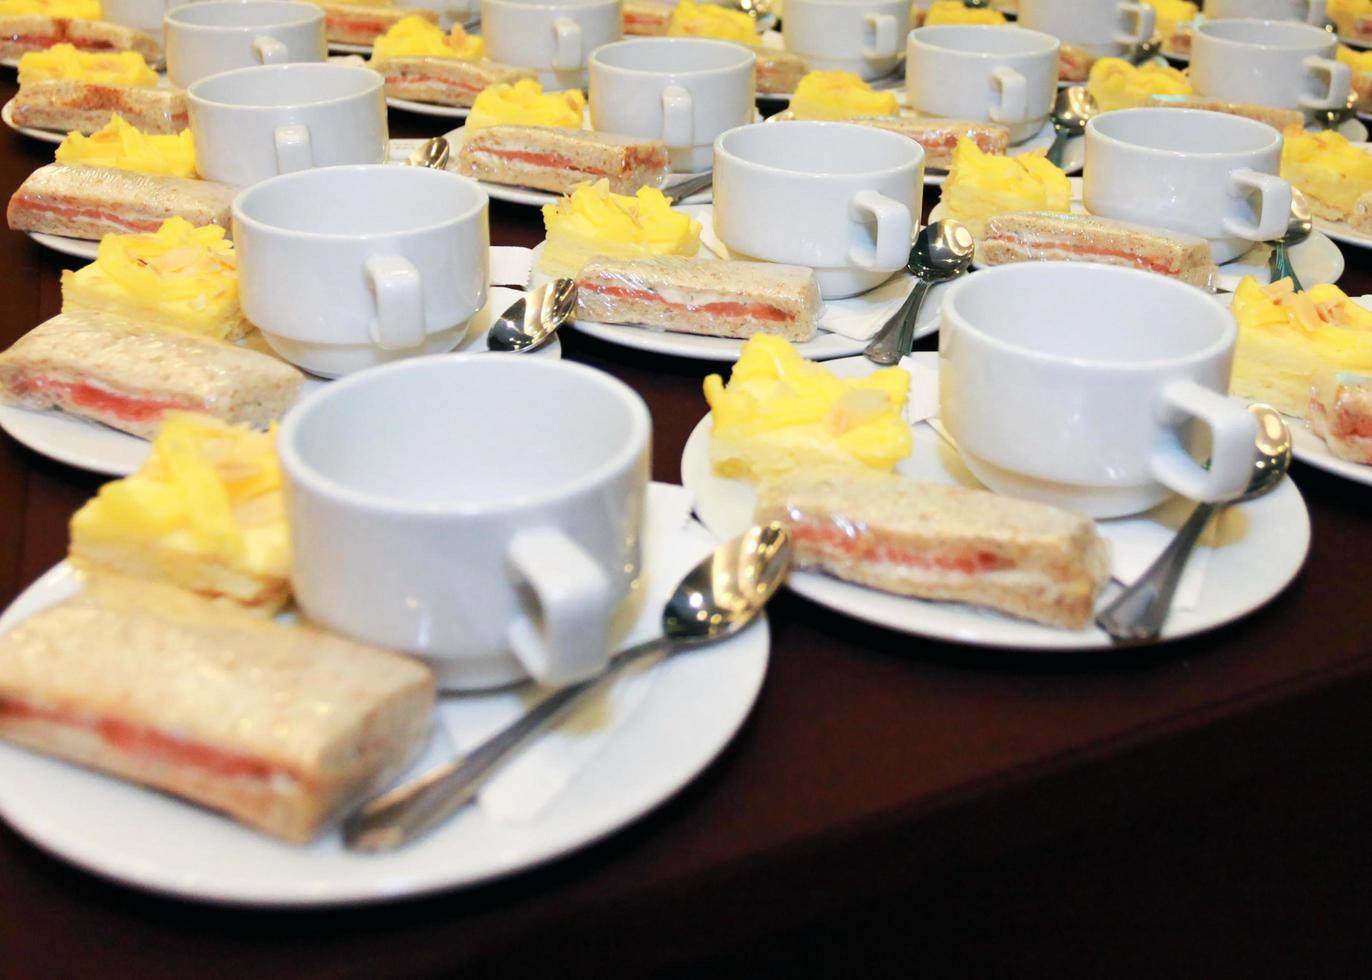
[1046,86,1097,168]
[487,278,577,353]
[864,219,975,365]
[405,136,451,170]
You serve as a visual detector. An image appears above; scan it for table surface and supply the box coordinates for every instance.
[2,81,1372,978]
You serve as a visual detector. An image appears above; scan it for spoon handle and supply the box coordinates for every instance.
[1045,126,1069,169]
[1094,501,1217,643]
[343,635,671,852]
[1270,243,1303,292]
[865,277,931,365]
[664,171,713,205]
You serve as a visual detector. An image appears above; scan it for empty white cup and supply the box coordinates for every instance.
[1190,18,1350,112]
[713,120,924,299]
[233,165,490,378]
[1084,107,1292,264]
[939,262,1258,519]
[906,25,1060,146]
[279,355,651,691]
[164,0,326,90]
[481,0,622,91]
[188,63,388,187]
[1017,0,1156,59]
[782,0,913,81]
[1205,0,1326,25]
[589,37,755,173]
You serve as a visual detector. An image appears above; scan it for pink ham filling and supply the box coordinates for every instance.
[13,375,201,423]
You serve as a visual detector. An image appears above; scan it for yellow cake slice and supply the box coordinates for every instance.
[1280,128,1372,222]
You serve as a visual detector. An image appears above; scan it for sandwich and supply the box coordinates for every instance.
[372,56,537,107]
[623,0,672,34]
[1144,95,1305,133]
[0,310,304,439]
[0,16,159,62]
[1309,370,1372,465]
[8,163,236,240]
[458,125,671,195]
[576,256,823,342]
[756,50,808,95]
[1058,43,1097,84]
[11,79,188,135]
[842,116,1009,170]
[0,575,435,844]
[980,212,1219,290]
[313,2,438,45]
[755,468,1112,630]
[1349,187,1372,233]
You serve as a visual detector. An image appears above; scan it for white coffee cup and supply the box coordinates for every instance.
[233,165,490,377]
[164,0,326,90]
[1017,0,1156,59]
[939,262,1258,519]
[1190,18,1350,112]
[1084,108,1292,264]
[906,25,1059,146]
[589,38,754,173]
[481,0,622,91]
[188,63,388,187]
[782,0,912,81]
[713,120,923,299]
[101,0,177,47]
[1205,0,1326,25]
[278,356,651,691]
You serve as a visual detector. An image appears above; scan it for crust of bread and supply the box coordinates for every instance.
[1057,43,1096,83]
[457,125,670,195]
[622,0,672,35]
[846,116,1009,169]
[755,469,1111,629]
[755,50,807,95]
[11,80,187,135]
[576,256,821,341]
[0,16,159,61]
[1144,95,1304,132]
[315,3,437,44]
[372,56,536,107]
[0,309,304,438]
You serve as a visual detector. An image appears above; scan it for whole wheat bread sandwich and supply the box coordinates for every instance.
[11,79,188,135]
[458,125,671,195]
[314,2,437,45]
[623,0,672,34]
[372,56,536,107]
[0,16,159,61]
[1144,94,1304,132]
[840,116,1009,170]
[755,49,807,95]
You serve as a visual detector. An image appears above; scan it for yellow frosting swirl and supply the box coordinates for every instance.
[668,0,758,45]
[1086,57,1191,113]
[56,114,198,178]
[466,78,584,130]
[17,43,157,86]
[370,14,483,62]
[789,69,899,120]
[539,179,700,278]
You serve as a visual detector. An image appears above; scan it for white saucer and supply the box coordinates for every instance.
[0,502,769,906]
[0,286,559,476]
[1,98,62,144]
[682,352,1311,650]
[328,41,372,55]
[26,231,98,259]
[386,95,470,118]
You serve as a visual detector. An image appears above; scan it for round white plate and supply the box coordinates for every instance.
[26,231,98,259]
[0,521,769,906]
[328,41,372,55]
[0,286,559,476]
[683,352,1311,649]
[386,95,470,118]
[2,98,63,144]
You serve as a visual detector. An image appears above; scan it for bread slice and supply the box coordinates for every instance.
[458,125,671,195]
[1309,370,1372,465]
[8,163,235,240]
[755,468,1111,629]
[372,56,536,107]
[756,49,807,95]
[843,116,1009,170]
[1144,94,1304,133]
[576,255,822,341]
[12,80,188,135]
[623,0,672,35]
[1058,43,1096,84]
[0,310,303,438]
[314,2,437,45]
[980,211,1218,290]
[0,576,434,843]
[0,16,159,61]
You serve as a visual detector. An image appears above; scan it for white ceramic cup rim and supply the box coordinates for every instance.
[165,0,323,31]
[1086,107,1284,159]
[187,62,381,111]
[233,164,489,241]
[908,24,1061,58]
[1194,16,1336,49]
[942,262,1238,371]
[277,355,652,516]
[590,37,757,76]
[714,120,924,178]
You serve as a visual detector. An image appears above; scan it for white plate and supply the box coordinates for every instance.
[26,231,98,259]
[682,352,1311,649]
[386,95,470,118]
[328,41,372,55]
[1,98,63,144]
[0,514,769,906]
[1338,32,1372,51]
[929,176,1346,291]
[0,286,559,476]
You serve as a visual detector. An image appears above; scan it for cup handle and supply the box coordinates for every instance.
[1302,0,1327,26]
[661,84,693,148]
[273,124,313,174]
[988,66,1028,125]
[364,255,427,350]
[1114,3,1155,47]
[252,34,288,64]
[1149,380,1258,503]
[552,16,581,70]
[847,189,913,271]
[862,13,899,59]
[1300,55,1351,110]
[505,526,613,686]
[1222,168,1292,243]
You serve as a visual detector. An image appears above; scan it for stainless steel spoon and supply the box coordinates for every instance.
[1046,86,1097,169]
[405,136,450,170]
[1268,188,1313,291]
[663,170,712,205]
[1095,404,1292,644]
[486,278,577,353]
[864,220,975,366]
[1129,36,1162,66]
[1313,90,1358,132]
[344,522,793,852]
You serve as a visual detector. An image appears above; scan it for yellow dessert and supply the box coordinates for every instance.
[0,0,101,18]
[60,218,245,343]
[788,70,899,121]
[465,78,584,131]
[1281,127,1372,222]
[1340,44,1372,111]
[55,113,198,178]
[1086,57,1191,114]
[539,179,700,278]
[667,0,758,45]
[1330,0,1372,40]
[369,14,483,62]
[704,334,913,483]
[1230,276,1372,417]
[923,0,1006,25]
[69,413,291,613]
[940,138,1070,238]
[1144,0,1199,54]
[17,43,157,87]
